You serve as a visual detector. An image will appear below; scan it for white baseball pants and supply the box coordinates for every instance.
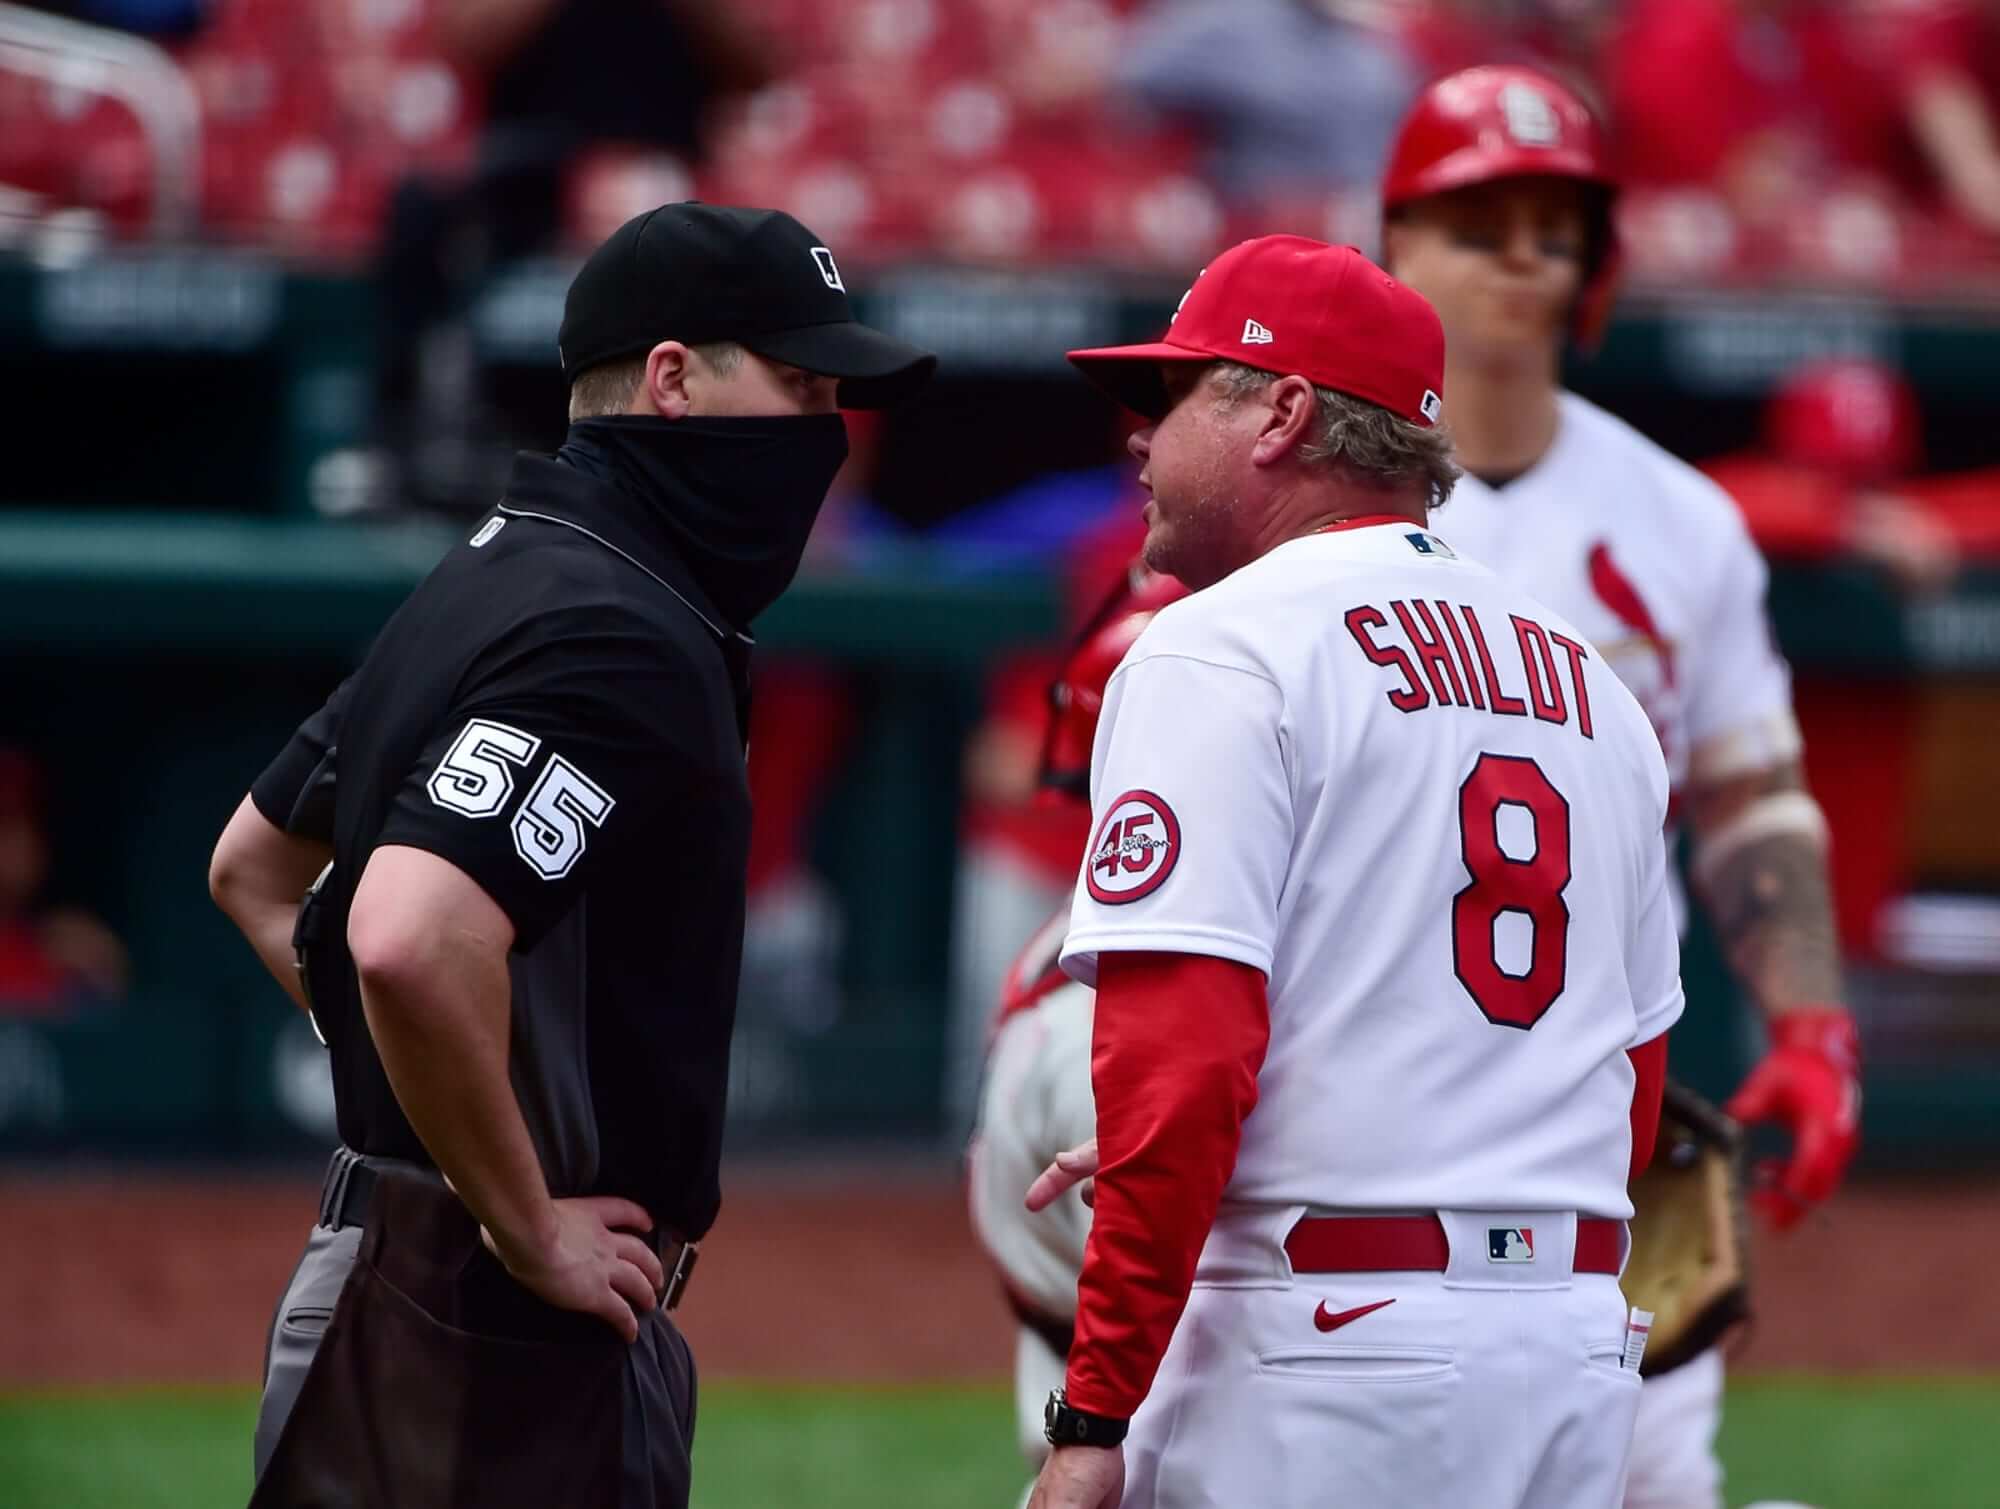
[1120,1208,1644,1509]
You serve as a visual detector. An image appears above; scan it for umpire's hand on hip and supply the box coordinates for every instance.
[482,1196,668,1343]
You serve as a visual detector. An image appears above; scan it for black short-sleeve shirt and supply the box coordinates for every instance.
[251,454,752,1240]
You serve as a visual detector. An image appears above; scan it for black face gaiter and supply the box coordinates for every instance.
[559,413,850,630]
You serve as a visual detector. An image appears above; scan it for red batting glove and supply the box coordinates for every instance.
[1725,1006,1861,1231]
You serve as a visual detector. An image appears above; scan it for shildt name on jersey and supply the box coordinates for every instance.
[1343,598,1597,737]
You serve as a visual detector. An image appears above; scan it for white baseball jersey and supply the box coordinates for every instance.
[1059,519,1684,1219]
[1439,393,1800,835]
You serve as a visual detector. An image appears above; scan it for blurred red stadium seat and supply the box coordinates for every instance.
[566,148,700,249]
[6,0,2000,278]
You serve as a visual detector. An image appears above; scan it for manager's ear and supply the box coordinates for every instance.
[1250,374,1318,467]
[639,341,695,420]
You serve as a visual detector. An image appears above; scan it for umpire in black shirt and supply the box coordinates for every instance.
[208,203,934,1509]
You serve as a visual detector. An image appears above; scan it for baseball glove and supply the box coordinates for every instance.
[1621,1080,1752,1377]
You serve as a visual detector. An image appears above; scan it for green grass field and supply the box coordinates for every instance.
[0,1378,1993,1508]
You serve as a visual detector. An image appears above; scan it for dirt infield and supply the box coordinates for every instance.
[1,1167,1993,1387]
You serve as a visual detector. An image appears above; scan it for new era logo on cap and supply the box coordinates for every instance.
[1242,318,1274,345]
[1488,1227,1535,1262]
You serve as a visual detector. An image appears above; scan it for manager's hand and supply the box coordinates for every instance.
[1028,1444,1125,1509]
[483,1196,667,1342]
[1027,1138,1100,1212]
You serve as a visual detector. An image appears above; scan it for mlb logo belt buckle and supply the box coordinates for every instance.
[1284,1214,1624,1275]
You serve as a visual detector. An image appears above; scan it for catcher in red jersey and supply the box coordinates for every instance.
[967,563,1187,1471]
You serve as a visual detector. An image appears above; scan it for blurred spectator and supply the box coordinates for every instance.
[361,0,775,514]
[0,748,128,1017]
[1707,358,1959,592]
[1882,0,2000,235]
[1704,359,1959,957]
[1113,0,1422,202]
[1607,0,1901,230]
[1396,0,1613,81]
[15,0,207,37]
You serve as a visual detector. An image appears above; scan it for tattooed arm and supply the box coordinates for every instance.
[1687,760,1842,1015]
[1688,760,1860,1228]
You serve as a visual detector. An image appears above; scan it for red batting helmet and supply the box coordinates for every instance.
[1766,359,1923,483]
[1381,65,1621,347]
[1039,562,1189,800]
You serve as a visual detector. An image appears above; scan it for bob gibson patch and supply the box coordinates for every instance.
[1086,789,1181,905]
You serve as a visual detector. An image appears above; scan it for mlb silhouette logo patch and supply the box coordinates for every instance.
[1404,532,1455,559]
[1487,1227,1535,1263]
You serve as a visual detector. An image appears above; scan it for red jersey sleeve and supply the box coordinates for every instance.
[1063,950,1270,1420]
[1628,1033,1669,1180]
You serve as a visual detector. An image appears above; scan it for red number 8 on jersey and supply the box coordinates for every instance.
[1453,753,1572,1029]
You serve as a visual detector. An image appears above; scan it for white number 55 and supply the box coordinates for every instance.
[511,757,615,880]
[427,719,540,817]
[427,719,615,880]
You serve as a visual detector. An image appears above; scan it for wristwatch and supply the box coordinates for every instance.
[1044,1389,1129,1448]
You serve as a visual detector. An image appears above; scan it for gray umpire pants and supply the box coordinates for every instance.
[253,1218,361,1478]
[252,1151,698,1508]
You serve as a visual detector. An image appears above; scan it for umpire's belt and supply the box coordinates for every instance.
[1285,1213,1623,1275]
[318,1146,699,1310]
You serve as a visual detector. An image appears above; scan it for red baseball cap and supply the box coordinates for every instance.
[1767,358,1922,482]
[1068,236,1446,427]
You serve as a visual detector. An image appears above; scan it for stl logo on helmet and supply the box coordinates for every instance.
[1499,82,1560,147]
[1086,790,1181,905]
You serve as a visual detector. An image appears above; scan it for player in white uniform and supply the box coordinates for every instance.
[1022,234,1681,1509]
[1377,66,1865,1509]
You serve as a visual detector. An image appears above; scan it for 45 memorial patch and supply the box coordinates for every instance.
[1086,789,1181,904]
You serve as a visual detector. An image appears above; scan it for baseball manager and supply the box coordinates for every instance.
[209,202,934,1509]
[1027,237,1680,1509]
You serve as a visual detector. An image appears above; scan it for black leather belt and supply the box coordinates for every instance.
[317,1147,699,1310]
[317,1144,379,1230]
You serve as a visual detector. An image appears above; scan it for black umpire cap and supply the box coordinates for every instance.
[558,202,937,409]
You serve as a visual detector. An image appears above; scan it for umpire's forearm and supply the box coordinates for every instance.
[209,794,329,1016]
[231,899,314,1015]
[356,919,556,1257]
